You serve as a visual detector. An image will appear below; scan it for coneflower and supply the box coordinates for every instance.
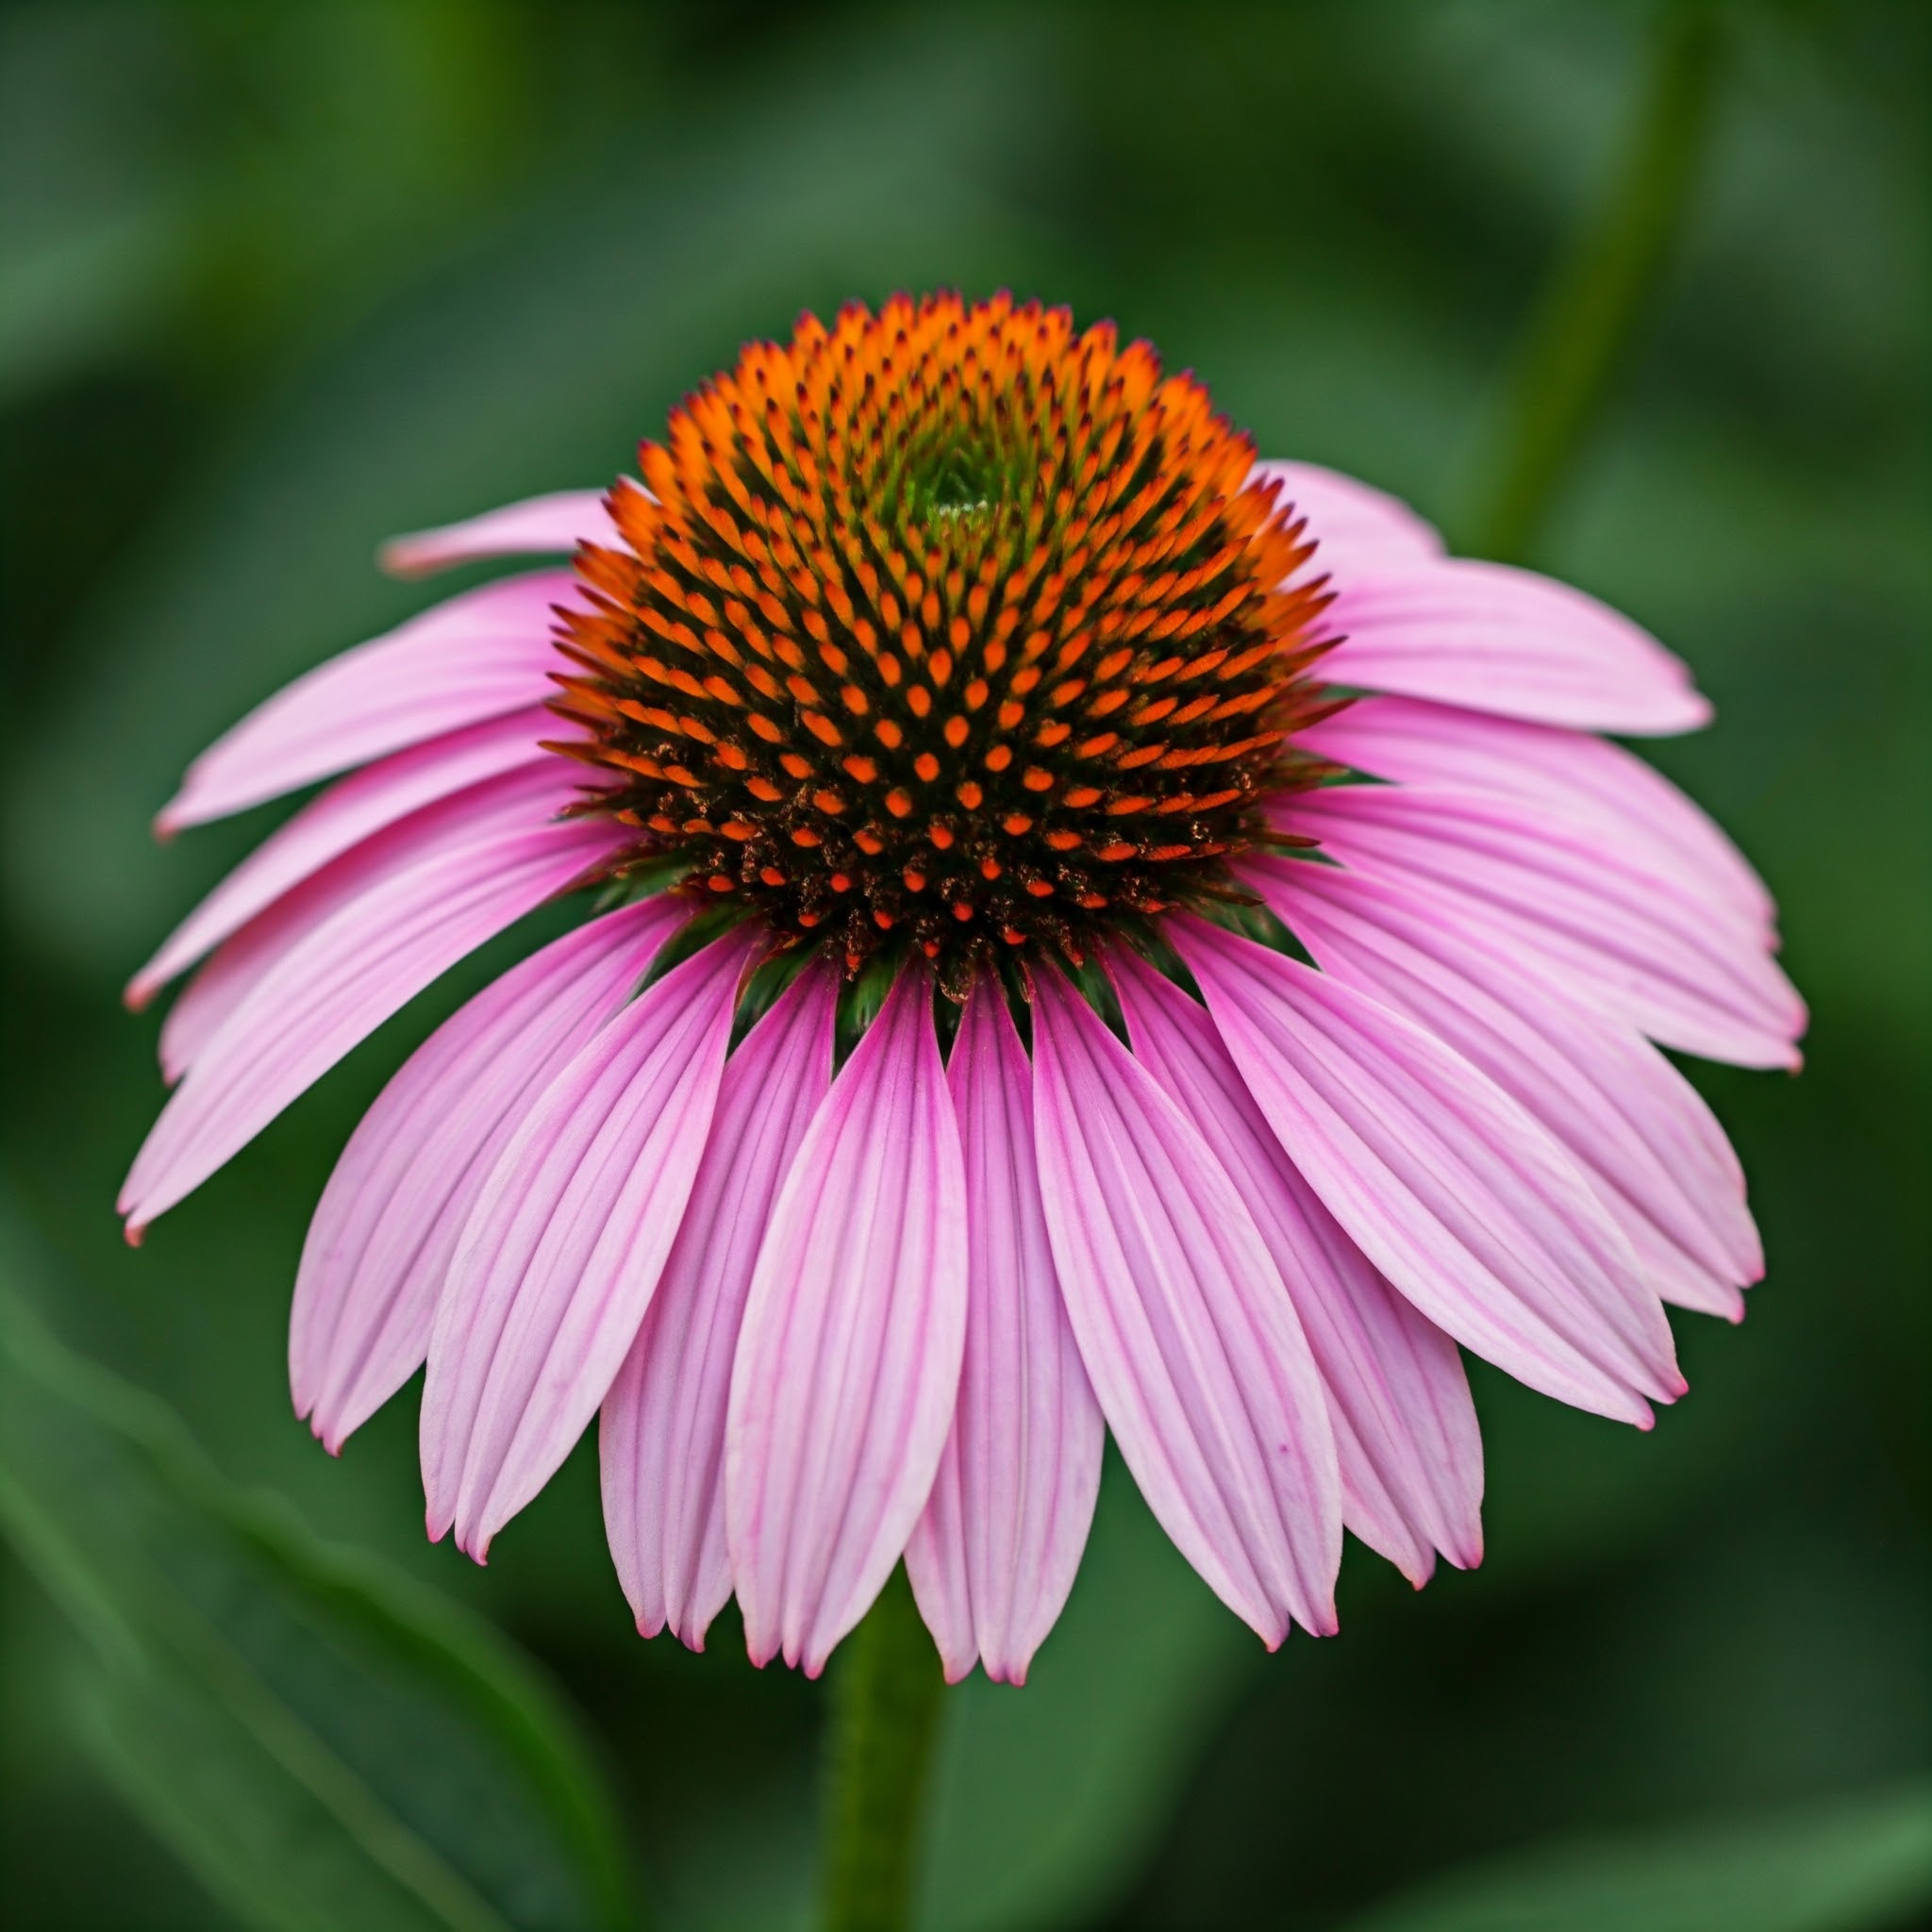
[122,291,1802,1684]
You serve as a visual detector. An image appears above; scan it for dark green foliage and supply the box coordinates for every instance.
[0,1212,637,1932]
[0,1213,637,1924]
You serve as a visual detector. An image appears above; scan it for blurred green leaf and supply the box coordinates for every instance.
[0,207,192,403]
[1341,1782,1932,1932]
[0,1207,636,1932]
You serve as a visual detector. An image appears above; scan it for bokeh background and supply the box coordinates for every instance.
[2,4,1925,1928]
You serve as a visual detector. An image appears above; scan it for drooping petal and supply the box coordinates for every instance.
[1108,948,1481,1583]
[158,761,594,1082]
[1175,918,1680,1425]
[1316,558,1710,736]
[1277,784,1805,1069]
[904,980,1105,1683]
[131,709,557,1008]
[726,969,968,1677]
[158,570,575,831]
[291,895,684,1452]
[379,490,624,577]
[118,805,626,1237]
[1249,458,1444,577]
[599,961,838,1650]
[1299,693,1774,930]
[1255,858,1760,1320]
[422,929,757,1559]
[1029,971,1341,1645]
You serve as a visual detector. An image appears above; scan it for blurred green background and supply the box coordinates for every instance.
[1,3,1925,1928]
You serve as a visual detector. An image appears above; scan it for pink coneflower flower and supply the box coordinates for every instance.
[121,292,1803,1682]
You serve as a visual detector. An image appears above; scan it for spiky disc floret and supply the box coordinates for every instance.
[551,291,1339,987]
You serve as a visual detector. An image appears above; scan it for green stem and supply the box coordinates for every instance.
[1469,2,1724,560]
[820,1566,947,1932]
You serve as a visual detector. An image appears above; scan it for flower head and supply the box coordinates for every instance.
[122,293,1804,1681]
[552,292,1335,988]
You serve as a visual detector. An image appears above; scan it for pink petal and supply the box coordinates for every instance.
[726,969,968,1677]
[131,709,557,1009]
[158,761,593,1082]
[1029,970,1341,1646]
[1255,858,1760,1321]
[599,961,838,1650]
[158,570,575,831]
[379,489,624,578]
[1317,558,1710,736]
[1175,918,1682,1425]
[1249,459,1444,578]
[1278,784,1805,1069]
[421,929,758,1558]
[118,807,626,1237]
[1299,693,1774,931]
[904,979,1106,1684]
[291,896,684,1453]
[1108,948,1481,1583]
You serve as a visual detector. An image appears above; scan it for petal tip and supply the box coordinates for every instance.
[452,1519,492,1564]
[376,535,435,580]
